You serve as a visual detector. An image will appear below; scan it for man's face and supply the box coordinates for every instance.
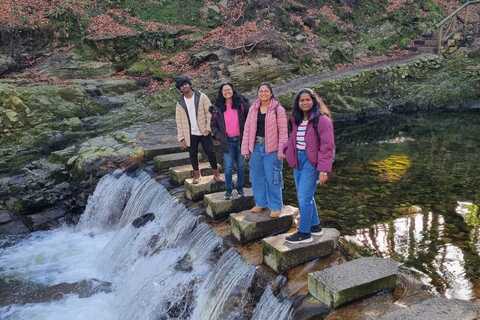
[180,82,192,95]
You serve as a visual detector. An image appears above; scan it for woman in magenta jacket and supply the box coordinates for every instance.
[282,88,335,243]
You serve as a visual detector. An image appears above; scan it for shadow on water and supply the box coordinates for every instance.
[285,110,480,300]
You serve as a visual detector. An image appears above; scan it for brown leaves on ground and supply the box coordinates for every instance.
[0,0,90,28]
[86,14,137,40]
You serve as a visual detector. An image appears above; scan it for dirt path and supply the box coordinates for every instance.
[246,52,437,100]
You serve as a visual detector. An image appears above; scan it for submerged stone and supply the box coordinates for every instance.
[204,188,254,219]
[132,213,155,228]
[262,228,340,273]
[231,206,298,244]
[378,297,480,320]
[308,257,399,308]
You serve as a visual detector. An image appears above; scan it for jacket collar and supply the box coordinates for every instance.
[178,90,201,111]
[252,98,279,112]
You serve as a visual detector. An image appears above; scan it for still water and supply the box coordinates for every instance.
[285,111,480,300]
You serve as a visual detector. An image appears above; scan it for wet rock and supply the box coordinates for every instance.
[26,206,66,231]
[271,275,288,296]
[291,295,330,320]
[175,254,193,272]
[0,219,30,235]
[154,152,194,171]
[0,159,69,215]
[169,162,216,185]
[0,54,16,75]
[131,213,155,228]
[0,210,12,224]
[0,278,112,306]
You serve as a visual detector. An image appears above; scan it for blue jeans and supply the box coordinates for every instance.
[223,137,244,194]
[249,143,283,211]
[294,150,320,234]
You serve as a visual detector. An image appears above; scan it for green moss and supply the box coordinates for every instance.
[127,58,171,79]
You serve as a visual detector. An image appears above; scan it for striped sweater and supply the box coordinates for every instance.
[241,98,288,157]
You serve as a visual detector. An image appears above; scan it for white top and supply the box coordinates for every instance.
[184,95,201,136]
[296,120,308,150]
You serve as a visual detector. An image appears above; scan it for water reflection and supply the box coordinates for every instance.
[283,111,480,299]
[369,154,411,182]
[346,211,480,300]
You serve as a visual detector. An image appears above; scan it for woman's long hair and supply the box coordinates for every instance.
[215,83,247,112]
[292,88,331,126]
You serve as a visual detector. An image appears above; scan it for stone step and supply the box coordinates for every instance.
[169,162,218,185]
[204,188,255,220]
[308,257,399,308]
[154,152,198,171]
[378,297,480,320]
[262,228,340,273]
[143,143,182,160]
[231,205,299,244]
[184,174,233,201]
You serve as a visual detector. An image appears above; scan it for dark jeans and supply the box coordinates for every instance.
[223,137,244,194]
[189,134,218,171]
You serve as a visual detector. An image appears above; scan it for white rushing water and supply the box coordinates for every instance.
[0,170,293,320]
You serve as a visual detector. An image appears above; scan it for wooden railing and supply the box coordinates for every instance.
[436,0,480,53]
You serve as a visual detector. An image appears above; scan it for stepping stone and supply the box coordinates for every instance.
[143,143,181,160]
[378,297,480,320]
[184,174,234,201]
[204,188,255,220]
[169,162,219,185]
[231,205,299,244]
[308,257,399,308]
[154,152,199,171]
[262,228,340,273]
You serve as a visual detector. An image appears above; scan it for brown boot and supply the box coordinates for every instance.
[192,170,201,184]
[212,168,223,183]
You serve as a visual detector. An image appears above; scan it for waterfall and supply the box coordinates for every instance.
[192,248,256,320]
[0,170,290,320]
[251,287,293,320]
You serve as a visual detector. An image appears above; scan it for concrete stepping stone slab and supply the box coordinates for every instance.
[184,174,234,201]
[204,188,255,220]
[154,152,199,171]
[143,143,182,160]
[169,162,219,185]
[308,257,399,308]
[231,205,299,244]
[378,297,480,320]
[262,228,340,273]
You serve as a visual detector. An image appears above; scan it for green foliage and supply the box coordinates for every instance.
[115,0,208,27]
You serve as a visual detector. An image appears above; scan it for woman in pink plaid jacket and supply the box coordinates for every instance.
[241,83,288,218]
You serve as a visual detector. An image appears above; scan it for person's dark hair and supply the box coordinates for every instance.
[215,82,248,112]
[174,75,192,90]
[292,88,331,126]
[257,82,275,98]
